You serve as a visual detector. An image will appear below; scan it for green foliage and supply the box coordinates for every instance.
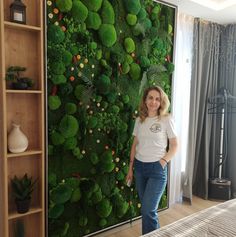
[81,0,102,12]
[124,0,141,15]
[48,95,61,110]
[124,37,135,53]
[129,63,141,80]
[51,183,73,204]
[98,24,117,47]
[47,25,65,43]
[101,0,115,24]
[71,0,88,22]
[86,11,102,30]
[96,199,112,218]
[126,14,137,26]
[59,115,79,138]
[65,102,77,114]
[11,174,37,201]
[56,0,72,12]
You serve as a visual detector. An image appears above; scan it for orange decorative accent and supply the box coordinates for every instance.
[77,54,81,60]
[61,26,66,32]
[53,8,59,14]
[69,76,75,82]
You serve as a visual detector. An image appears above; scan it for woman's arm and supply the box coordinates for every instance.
[126,136,138,183]
[159,137,178,167]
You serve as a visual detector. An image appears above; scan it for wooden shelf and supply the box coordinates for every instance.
[6,90,43,94]
[0,0,45,236]
[4,21,42,32]
[7,150,42,158]
[8,207,43,220]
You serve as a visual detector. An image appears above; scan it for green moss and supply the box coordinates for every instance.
[81,0,102,12]
[65,102,77,114]
[126,14,137,26]
[56,0,72,12]
[91,188,102,204]
[125,54,134,64]
[99,218,107,227]
[106,92,117,103]
[96,199,112,218]
[98,24,117,48]
[64,137,77,150]
[90,41,97,50]
[95,74,111,95]
[124,37,135,53]
[140,18,152,29]
[122,94,130,104]
[71,0,88,23]
[79,216,88,226]
[129,63,141,80]
[90,153,99,165]
[140,55,151,68]
[51,61,66,75]
[121,61,130,74]
[96,49,102,60]
[101,0,115,24]
[51,131,65,145]
[51,184,73,204]
[137,7,147,20]
[116,201,129,218]
[48,95,61,110]
[59,115,79,138]
[50,75,66,85]
[87,116,98,128]
[74,84,86,100]
[47,25,65,44]
[86,11,102,30]
[116,171,124,180]
[70,187,81,202]
[108,105,120,114]
[48,204,64,219]
[62,50,73,66]
[124,0,141,15]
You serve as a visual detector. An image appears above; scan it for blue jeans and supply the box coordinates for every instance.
[134,159,167,235]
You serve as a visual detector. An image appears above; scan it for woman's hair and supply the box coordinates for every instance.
[139,86,170,122]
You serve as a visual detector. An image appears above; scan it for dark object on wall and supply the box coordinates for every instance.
[10,0,26,24]
[209,178,231,200]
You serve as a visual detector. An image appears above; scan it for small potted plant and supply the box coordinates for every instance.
[11,173,37,213]
[5,66,34,89]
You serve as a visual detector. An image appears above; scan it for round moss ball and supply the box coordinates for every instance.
[90,153,99,165]
[90,41,97,50]
[126,14,137,26]
[96,49,102,60]
[140,55,151,68]
[121,61,130,74]
[101,0,115,24]
[124,0,141,15]
[137,7,147,20]
[51,61,66,75]
[122,94,130,104]
[81,0,102,11]
[129,63,141,80]
[59,115,79,138]
[98,24,117,48]
[87,116,98,128]
[50,75,67,85]
[62,50,73,66]
[65,102,77,114]
[99,218,107,227]
[124,37,135,53]
[47,25,65,44]
[48,95,61,110]
[125,54,134,64]
[86,11,102,30]
[51,131,65,145]
[74,84,86,100]
[56,0,72,12]
[71,0,88,23]
[64,136,77,150]
[96,199,112,218]
[95,74,111,95]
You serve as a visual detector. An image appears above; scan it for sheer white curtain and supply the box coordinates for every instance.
[170,12,194,205]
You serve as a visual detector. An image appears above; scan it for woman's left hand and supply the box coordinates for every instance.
[159,159,167,169]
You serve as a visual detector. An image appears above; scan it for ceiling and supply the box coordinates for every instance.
[162,0,236,24]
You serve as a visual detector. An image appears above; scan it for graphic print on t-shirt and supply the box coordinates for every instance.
[149,123,162,133]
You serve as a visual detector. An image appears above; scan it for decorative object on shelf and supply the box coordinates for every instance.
[10,0,26,24]
[8,123,29,153]
[5,66,33,90]
[14,219,25,237]
[11,173,37,214]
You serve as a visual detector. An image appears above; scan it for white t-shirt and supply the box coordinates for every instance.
[133,115,177,162]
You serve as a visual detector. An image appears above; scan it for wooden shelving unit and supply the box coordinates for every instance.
[0,0,45,236]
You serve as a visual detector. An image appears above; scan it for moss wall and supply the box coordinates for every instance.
[47,0,175,236]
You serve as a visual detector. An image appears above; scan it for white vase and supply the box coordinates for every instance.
[8,124,29,153]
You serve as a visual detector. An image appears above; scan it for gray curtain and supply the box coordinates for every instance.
[218,24,236,198]
[183,18,221,202]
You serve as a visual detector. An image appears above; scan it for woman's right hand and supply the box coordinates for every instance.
[126,169,133,184]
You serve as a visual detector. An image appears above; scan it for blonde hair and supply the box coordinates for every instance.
[139,86,170,122]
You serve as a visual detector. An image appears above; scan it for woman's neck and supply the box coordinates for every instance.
[148,112,157,118]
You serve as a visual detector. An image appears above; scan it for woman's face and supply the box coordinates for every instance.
[145,90,161,115]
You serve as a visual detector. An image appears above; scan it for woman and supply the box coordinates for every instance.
[126,86,178,235]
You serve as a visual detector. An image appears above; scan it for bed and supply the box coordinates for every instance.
[142,198,236,237]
